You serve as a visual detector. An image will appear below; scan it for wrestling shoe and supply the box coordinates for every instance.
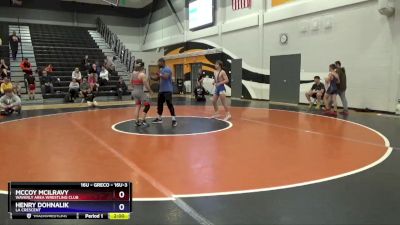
[141,120,150,128]
[134,121,142,127]
[152,118,163,124]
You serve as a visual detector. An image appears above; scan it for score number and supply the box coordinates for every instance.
[117,190,125,211]
[114,190,130,212]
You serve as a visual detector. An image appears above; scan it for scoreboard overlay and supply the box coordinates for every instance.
[8,182,132,220]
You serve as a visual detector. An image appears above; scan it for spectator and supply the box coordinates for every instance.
[12,81,22,97]
[116,77,127,100]
[81,55,90,71]
[9,31,20,61]
[83,76,98,107]
[197,68,205,87]
[0,59,8,69]
[88,64,97,76]
[104,58,115,72]
[26,73,36,100]
[72,67,82,83]
[80,77,90,102]
[0,68,8,81]
[95,61,101,76]
[194,69,206,101]
[0,59,9,77]
[36,67,43,77]
[177,78,184,94]
[22,72,28,92]
[20,58,32,75]
[1,76,13,95]
[0,88,21,115]
[87,72,98,92]
[40,70,54,94]
[87,91,98,107]
[80,77,97,107]
[99,66,109,86]
[68,79,80,101]
[194,85,207,102]
[44,64,54,73]
[305,76,325,110]
[335,61,348,115]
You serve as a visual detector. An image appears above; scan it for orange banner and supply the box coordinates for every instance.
[271,0,295,7]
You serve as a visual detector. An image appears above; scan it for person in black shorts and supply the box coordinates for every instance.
[305,76,325,109]
[335,61,348,115]
[26,73,36,100]
[152,58,177,127]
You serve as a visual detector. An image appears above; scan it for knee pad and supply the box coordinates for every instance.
[143,102,150,113]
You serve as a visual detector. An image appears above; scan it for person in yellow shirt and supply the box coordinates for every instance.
[0,77,13,95]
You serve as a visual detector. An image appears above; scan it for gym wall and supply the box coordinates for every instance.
[137,0,400,112]
[108,25,143,51]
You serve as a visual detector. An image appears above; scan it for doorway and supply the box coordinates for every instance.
[231,59,243,99]
[270,54,301,104]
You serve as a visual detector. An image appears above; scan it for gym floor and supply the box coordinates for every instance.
[0,97,399,225]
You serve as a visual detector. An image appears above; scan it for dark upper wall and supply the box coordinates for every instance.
[0,0,147,27]
[0,7,145,27]
[0,0,151,18]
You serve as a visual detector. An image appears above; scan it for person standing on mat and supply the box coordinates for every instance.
[323,64,340,116]
[212,60,231,121]
[131,59,153,127]
[9,31,20,61]
[152,58,177,127]
[335,61,348,115]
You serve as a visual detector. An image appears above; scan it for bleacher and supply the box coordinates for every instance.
[0,22,10,66]
[29,24,120,99]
